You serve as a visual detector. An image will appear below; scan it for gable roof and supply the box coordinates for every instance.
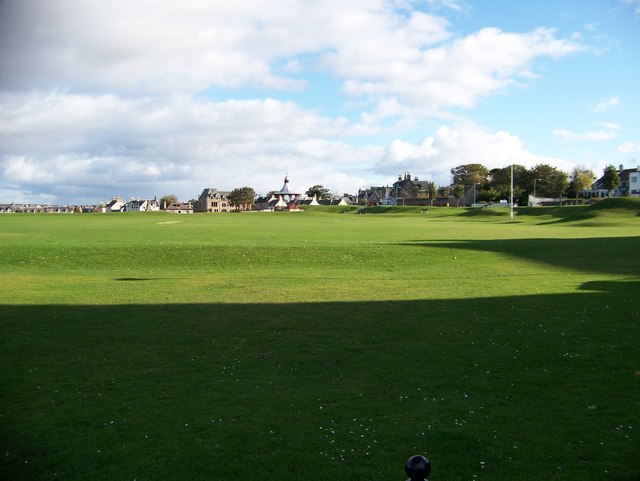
[165,202,193,211]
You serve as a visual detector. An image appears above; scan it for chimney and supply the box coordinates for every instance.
[619,164,624,172]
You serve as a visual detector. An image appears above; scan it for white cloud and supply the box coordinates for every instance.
[591,96,620,113]
[552,128,618,142]
[339,26,583,118]
[426,0,470,13]
[0,1,596,203]
[0,1,582,112]
[0,0,450,95]
[0,90,382,201]
[0,1,311,93]
[1,88,575,200]
[375,122,567,186]
[598,122,621,130]
[3,156,55,183]
[618,141,640,154]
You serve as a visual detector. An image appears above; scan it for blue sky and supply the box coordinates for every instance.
[1,0,639,204]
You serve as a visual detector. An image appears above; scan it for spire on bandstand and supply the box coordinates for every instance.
[274,173,300,210]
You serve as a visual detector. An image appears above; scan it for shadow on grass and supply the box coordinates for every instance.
[1,279,639,481]
[401,236,640,277]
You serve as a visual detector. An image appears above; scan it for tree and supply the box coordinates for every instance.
[452,183,465,206]
[427,182,438,206]
[601,165,620,197]
[476,187,501,203]
[306,185,331,200]
[488,164,529,190]
[450,163,489,187]
[487,165,530,205]
[568,167,595,201]
[530,164,568,200]
[228,186,256,211]
[160,194,178,209]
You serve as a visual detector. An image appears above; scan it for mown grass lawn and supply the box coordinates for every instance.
[1,200,639,481]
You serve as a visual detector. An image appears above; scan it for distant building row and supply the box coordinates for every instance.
[0,197,162,214]
[3,166,638,214]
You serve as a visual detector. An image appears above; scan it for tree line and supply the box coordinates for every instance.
[447,163,620,205]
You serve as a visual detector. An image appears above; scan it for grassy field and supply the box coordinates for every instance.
[1,199,639,481]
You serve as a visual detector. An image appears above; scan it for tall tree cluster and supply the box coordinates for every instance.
[601,165,621,197]
[228,186,256,211]
[447,162,604,205]
[306,185,331,200]
[160,194,178,209]
[568,167,596,200]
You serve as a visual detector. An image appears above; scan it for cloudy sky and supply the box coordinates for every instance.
[1,0,639,204]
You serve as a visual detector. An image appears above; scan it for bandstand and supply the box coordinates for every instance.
[273,175,301,211]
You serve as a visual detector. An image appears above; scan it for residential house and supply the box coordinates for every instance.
[337,195,354,206]
[630,168,640,196]
[125,197,161,212]
[197,188,231,212]
[392,173,430,200]
[106,196,126,212]
[359,173,433,206]
[584,164,640,199]
[165,202,193,214]
[358,186,394,205]
[254,195,272,211]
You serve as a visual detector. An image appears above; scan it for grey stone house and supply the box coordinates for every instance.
[197,188,231,212]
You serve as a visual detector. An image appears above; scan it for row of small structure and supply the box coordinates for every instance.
[3,166,638,214]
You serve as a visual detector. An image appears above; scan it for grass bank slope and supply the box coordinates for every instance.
[554,197,640,225]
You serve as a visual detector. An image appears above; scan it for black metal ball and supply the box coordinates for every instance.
[405,454,431,480]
